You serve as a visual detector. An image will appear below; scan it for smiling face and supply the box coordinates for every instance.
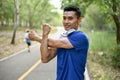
[63,11,81,31]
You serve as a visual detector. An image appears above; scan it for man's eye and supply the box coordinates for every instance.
[63,17,66,20]
[69,17,73,20]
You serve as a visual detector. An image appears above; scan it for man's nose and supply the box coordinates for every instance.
[64,19,69,23]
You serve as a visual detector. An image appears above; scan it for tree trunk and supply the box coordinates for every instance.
[28,8,33,29]
[113,14,120,45]
[0,0,4,28]
[11,0,19,44]
[112,0,120,45]
[117,25,120,44]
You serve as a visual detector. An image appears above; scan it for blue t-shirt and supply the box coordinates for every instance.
[56,31,89,80]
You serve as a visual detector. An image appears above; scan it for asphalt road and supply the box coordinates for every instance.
[0,27,63,80]
[0,43,57,80]
[0,27,90,80]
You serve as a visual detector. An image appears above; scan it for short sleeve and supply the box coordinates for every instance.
[68,31,89,51]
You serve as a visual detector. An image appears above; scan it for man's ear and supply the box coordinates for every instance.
[78,17,82,24]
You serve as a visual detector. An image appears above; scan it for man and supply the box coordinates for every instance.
[29,5,89,80]
[25,29,31,52]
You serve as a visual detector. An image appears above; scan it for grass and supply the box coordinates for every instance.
[89,31,116,52]
[84,30,120,80]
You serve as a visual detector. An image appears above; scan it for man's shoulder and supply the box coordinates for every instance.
[70,31,86,37]
[69,31,89,42]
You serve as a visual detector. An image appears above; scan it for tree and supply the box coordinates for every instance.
[82,4,109,31]
[19,0,61,29]
[111,0,120,44]
[11,0,19,44]
[0,0,14,29]
[61,0,120,45]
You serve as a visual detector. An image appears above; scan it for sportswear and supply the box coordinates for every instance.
[25,32,31,46]
[56,30,89,80]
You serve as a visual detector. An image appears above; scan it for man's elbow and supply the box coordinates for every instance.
[41,58,49,63]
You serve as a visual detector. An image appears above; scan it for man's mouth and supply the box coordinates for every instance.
[65,25,70,28]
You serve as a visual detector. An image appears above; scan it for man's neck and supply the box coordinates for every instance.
[66,29,76,35]
[60,29,76,38]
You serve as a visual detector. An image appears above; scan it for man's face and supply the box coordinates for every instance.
[63,11,80,31]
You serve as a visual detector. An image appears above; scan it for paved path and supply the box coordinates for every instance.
[0,44,39,80]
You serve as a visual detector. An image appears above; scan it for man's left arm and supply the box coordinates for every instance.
[40,24,57,63]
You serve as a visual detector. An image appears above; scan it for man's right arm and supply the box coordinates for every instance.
[29,31,42,43]
[29,24,57,63]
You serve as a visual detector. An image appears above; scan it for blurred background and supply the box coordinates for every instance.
[0,0,120,80]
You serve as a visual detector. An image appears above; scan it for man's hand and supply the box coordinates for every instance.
[29,31,40,41]
[43,23,51,36]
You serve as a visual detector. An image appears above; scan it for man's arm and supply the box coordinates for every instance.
[29,31,42,43]
[29,30,73,49]
[40,34,57,63]
[40,23,57,63]
[29,28,57,63]
[29,23,73,62]
[48,38,73,49]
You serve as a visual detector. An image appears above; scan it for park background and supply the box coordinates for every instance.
[0,0,120,80]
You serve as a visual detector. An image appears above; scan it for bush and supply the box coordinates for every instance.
[111,45,120,68]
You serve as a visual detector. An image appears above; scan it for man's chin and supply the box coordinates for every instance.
[66,28,74,31]
[65,28,70,31]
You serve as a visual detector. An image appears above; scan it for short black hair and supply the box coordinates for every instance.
[64,5,81,18]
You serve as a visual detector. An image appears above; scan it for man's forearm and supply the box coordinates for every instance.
[35,36,42,43]
[33,36,53,47]
[29,31,42,43]
[40,34,49,62]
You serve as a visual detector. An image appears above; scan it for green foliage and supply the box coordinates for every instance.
[0,0,14,20]
[87,31,120,80]
[0,0,62,30]
[61,0,120,18]
[61,0,118,31]
[89,31,116,52]
[82,4,116,31]
[61,0,120,46]
[61,0,92,17]
[19,0,62,29]
[111,45,120,68]
[87,30,120,68]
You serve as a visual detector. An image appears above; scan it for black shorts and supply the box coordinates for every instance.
[27,42,31,46]
[26,39,31,46]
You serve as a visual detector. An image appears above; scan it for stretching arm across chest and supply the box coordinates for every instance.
[48,37,73,49]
